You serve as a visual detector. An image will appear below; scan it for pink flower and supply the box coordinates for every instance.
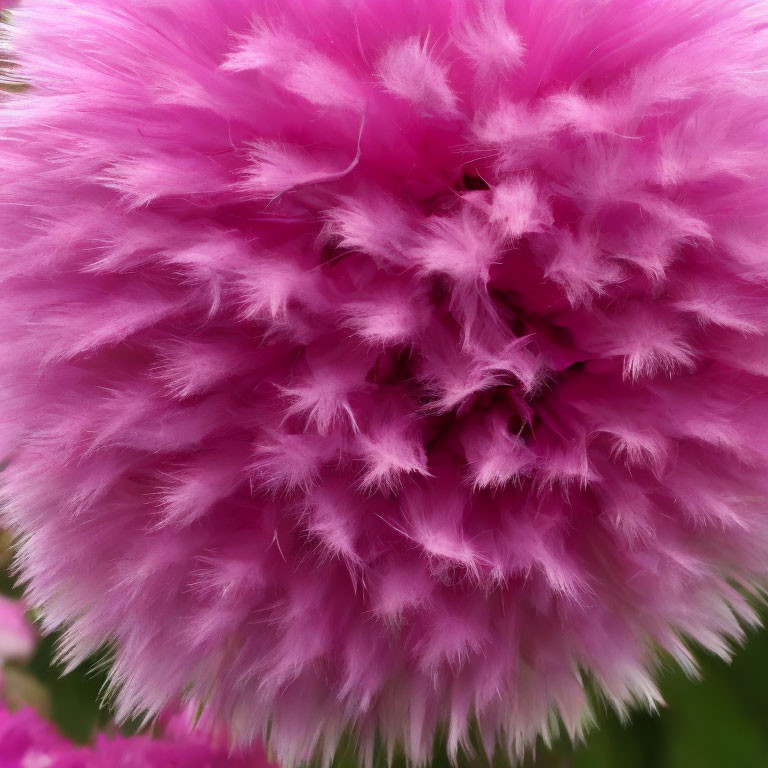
[0,705,271,767]
[0,597,35,666]
[1,0,768,764]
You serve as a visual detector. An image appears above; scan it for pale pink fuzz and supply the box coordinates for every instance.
[1,1,768,765]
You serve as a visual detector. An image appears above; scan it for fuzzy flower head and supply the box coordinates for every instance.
[2,0,768,764]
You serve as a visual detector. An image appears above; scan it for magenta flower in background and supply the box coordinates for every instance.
[2,0,768,764]
[0,595,37,701]
[0,597,35,668]
[0,705,272,767]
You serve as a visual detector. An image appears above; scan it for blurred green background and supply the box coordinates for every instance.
[2,537,767,768]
